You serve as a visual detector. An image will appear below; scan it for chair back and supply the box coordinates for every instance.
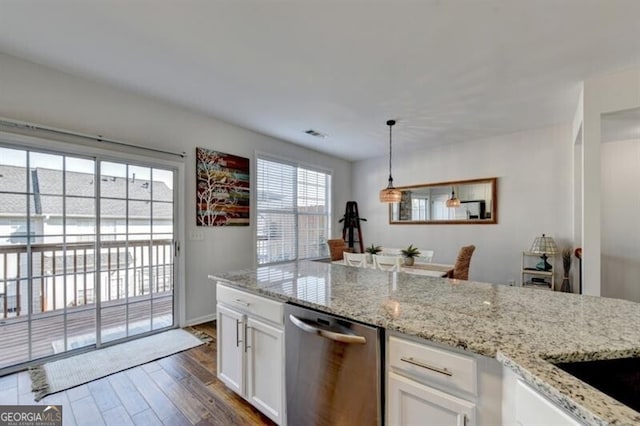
[343,252,367,268]
[453,245,476,280]
[381,247,402,256]
[416,249,435,264]
[327,239,349,261]
[372,254,402,272]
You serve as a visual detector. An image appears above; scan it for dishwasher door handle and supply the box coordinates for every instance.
[289,314,367,344]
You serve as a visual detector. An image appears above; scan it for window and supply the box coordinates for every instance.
[257,156,331,264]
[411,197,429,221]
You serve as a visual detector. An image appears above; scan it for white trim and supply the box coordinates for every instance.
[185,313,216,327]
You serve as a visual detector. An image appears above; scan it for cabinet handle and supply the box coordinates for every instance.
[233,299,250,307]
[457,414,466,426]
[244,323,251,353]
[235,319,242,347]
[400,357,453,377]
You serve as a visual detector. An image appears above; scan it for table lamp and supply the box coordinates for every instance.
[530,234,558,271]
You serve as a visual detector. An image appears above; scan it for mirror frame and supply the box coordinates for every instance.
[389,177,498,225]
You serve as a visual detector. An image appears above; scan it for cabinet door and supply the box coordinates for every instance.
[217,304,245,396]
[388,372,475,426]
[515,380,581,426]
[246,316,284,425]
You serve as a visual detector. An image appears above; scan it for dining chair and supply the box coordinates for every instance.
[372,254,402,272]
[381,248,402,256]
[452,245,476,280]
[327,238,350,261]
[343,252,367,268]
[416,249,435,264]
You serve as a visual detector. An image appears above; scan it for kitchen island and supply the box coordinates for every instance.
[210,260,640,425]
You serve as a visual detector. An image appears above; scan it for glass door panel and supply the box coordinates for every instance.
[98,161,175,343]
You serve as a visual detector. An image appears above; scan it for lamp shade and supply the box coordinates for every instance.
[446,187,461,208]
[530,234,558,255]
[379,187,402,203]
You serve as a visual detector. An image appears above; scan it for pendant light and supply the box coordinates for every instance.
[379,119,402,203]
[446,186,461,208]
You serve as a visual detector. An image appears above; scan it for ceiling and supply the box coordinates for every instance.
[0,1,639,161]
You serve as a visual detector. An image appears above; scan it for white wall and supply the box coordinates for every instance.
[582,65,640,296]
[601,138,640,302]
[0,53,352,324]
[353,124,573,286]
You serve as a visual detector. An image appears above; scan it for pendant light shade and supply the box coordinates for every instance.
[380,119,402,203]
[446,187,461,208]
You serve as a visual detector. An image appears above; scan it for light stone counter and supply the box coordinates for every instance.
[209,260,640,425]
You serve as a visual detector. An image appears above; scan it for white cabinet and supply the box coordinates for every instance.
[502,367,581,426]
[387,335,502,426]
[216,283,284,425]
[246,316,284,422]
[217,304,244,395]
[389,372,475,426]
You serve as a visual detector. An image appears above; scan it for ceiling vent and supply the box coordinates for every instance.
[304,129,326,138]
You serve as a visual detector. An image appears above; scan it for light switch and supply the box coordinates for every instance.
[189,229,204,241]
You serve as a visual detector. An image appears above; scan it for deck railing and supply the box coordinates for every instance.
[0,239,173,319]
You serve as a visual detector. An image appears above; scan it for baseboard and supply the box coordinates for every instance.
[185,313,216,326]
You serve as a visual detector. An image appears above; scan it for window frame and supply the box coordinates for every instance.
[255,153,332,265]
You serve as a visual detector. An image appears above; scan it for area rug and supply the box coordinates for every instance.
[29,328,205,401]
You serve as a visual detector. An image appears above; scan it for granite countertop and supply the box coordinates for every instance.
[209,260,640,425]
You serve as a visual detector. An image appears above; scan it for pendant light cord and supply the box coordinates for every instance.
[387,119,396,186]
[388,123,393,183]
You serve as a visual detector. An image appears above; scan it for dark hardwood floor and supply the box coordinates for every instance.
[0,323,275,426]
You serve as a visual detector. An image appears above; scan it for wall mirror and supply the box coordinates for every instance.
[389,177,497,224]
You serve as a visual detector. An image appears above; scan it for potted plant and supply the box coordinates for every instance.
[401,244,421,266]
[365,244,382,263]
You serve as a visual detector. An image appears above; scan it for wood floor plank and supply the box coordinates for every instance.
[173,352,216,384]
[126,367,181,421]
[157,355,190,381]
[71,395,106,426]
[205,380,273,426]
[0,372,17,389]
[141,361,162,374]
[182,345,215,372]
[108,371,150,416]
[131,408,163,426]
[66,384,91,402]
[102,405,135,426]
[87,377,122,413]
[148,368,208,425]
[42,391,77,426]
[18,387,40,404]
[161,412,192,426]
[17,370,33,395]
[181,375,268,426]
[0,322,274,426]
[0,387,18,405]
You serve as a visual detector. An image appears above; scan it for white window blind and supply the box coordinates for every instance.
[257,156,331,264]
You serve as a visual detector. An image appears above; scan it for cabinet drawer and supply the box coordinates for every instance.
[389,336,477,395]
[217,284,283,325]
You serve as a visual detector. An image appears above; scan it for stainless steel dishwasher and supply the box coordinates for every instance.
[285,303,382,426]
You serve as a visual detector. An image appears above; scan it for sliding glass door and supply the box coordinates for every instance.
[97,161,175,343]
[0,145,177,371]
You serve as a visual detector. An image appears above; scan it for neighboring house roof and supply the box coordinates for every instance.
[0,165,173,218]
